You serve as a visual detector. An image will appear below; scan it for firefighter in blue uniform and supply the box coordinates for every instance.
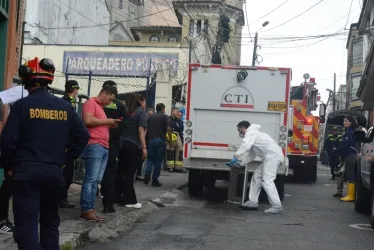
[60,80,80,208]
[62,80,79,110]
[323,127,340,180]
[0,57,89,250]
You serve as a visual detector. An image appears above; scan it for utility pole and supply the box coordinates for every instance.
[251,21,269,66]
[252,33,258,66]
[333,73,336,112]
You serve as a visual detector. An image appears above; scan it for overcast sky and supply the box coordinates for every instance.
[240,0,361,106]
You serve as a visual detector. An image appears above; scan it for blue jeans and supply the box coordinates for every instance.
[80,144,108,211]
[146,138,166,182]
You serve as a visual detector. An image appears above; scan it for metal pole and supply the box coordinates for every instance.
[333,73,336,112]
[19,22,26,68]
[188,39,192,63]
[65,58,70,81]
[252,33,258,66]
[87,71,92,97]
[145,58,151,111]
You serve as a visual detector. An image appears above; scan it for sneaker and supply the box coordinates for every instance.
[125,203,142,209]
[80,210,100,221]
[0,220,14,235]
[239,201,259,211]
[264,206,284,214]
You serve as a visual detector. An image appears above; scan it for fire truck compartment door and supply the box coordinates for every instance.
[190,109,281,159]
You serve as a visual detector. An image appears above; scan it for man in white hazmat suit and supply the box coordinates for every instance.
[228,121,284,214]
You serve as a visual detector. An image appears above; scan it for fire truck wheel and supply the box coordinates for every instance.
[308,164,317,182]
[188,170,204,197]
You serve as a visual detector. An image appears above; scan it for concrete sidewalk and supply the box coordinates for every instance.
[0,170,188,250]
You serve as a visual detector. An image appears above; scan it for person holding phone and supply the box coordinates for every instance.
[100,81,126,214]
[80,86,121,221]
[116,94,147,209]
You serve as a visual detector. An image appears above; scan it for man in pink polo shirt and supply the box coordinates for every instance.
[80,86,121,221]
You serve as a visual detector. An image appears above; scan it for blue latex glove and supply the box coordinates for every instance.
[226,156,238,167]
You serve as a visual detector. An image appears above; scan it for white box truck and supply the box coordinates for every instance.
[183,64,292,199]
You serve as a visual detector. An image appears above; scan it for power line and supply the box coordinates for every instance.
[54,0,108,30]
[247,0,289,26]
[312,5,359,35]
[345,0,354,29]
[262,0,325,33]
[243,1,252,41]
[26,7,174,30]
[260,33,349,48]
[258,12,360,55]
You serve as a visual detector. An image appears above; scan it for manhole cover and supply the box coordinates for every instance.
[349,224,374,231]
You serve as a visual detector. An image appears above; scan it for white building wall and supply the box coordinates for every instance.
[25,0,110,45]
[23,44,188,114]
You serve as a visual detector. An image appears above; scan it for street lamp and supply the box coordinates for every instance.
[252,21,270,66]
[325,88,335,112]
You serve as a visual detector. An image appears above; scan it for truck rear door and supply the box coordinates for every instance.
[184,65,292,162]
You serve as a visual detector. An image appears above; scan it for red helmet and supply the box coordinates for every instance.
[18,57,55,85]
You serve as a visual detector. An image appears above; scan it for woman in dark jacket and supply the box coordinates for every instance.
[116,94,147,208]
[336,115,358,202]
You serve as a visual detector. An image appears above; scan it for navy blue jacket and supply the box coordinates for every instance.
[169,115,184,142]
[0,88,89,169]
[337,127,358,156]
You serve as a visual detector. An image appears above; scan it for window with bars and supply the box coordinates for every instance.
[168,36,177,42]
[352,37,363,67]
[149,35,160,42]
[189,20,208,37]
[350,73,362,100]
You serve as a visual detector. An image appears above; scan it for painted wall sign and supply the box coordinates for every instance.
[63,51,179,76]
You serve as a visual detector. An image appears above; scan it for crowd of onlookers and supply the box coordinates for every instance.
[74,81,185,221]
[322,115,367,202]
[0,79,185,233]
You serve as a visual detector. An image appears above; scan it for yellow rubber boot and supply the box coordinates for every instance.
[340,183,356,202]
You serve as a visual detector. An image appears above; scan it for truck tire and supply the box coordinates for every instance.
[188,170,204,197]
[355,163,371,214]
[275,175,285,201]
[308,163,317,183]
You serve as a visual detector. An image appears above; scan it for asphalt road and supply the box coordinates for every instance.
[82,164,374,250]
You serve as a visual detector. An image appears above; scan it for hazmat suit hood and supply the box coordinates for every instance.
[247,124,261,131]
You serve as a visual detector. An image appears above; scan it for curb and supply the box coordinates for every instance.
[60,201,160,249]
[60,182,188,249]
